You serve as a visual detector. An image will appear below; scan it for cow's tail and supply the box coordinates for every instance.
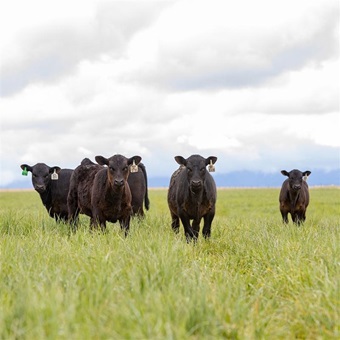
[139,163,150,210]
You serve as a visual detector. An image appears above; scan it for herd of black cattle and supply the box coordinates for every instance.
[20,154,311,241]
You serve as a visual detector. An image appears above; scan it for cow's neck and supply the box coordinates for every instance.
[188,189,203,219]
[288,188,300,212]
[189,188,203,201]
[106,184,124,202]
[39,184,52,208]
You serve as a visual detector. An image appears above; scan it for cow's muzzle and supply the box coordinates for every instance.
[114,179,124,187]
[292,184,301,191]
[190,180,202,192]
[35,185,46,193]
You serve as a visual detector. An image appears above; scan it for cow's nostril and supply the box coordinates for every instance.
[35,185,46,193]
[114,179,124,187]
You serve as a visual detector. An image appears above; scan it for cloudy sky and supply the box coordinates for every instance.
[0,0,339,187]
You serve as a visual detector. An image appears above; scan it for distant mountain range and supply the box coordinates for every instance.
[3,169,339,190]
[147,169,339,188]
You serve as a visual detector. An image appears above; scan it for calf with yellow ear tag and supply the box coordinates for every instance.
[167,154,218,242]
[279,169,312,225]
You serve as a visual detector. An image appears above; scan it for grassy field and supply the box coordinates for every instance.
[0,187,339,339]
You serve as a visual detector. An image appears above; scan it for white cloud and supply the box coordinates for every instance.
[0,0,339,187]
[129,0,338,90]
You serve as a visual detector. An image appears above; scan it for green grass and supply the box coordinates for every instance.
[0,188,339,339]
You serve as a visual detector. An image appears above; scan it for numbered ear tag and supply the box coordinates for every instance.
[22,167,28,176]
[208,160,215,172]
[51,169,59,180]
[130,160,138,173]
[303,175,308,182]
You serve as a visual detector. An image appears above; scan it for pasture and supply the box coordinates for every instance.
[0,187,339,339]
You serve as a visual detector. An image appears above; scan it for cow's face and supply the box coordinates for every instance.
[281,169,311,191]
[95,155,141,188]
[175,155,217,193]
[20,163,61,193]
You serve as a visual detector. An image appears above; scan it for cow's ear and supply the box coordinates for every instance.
[49,166,61,174]
[175,156,186,166]
[281,170,290,177]
[21,164,33,172]
[128,156,141,166]
[205,156,217,166]
[95,156,109,166]
[303,171,311,177]
[81,158,95,166]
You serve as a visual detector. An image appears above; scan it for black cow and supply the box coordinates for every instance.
[167,154,217,241]
[279,169,311,224]
[20,163,73,222]
[67,154,141,235]
[77,157,149,216]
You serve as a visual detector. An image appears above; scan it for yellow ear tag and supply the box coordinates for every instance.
[208,160,215,172]
[51,169,59,180]
[130,160,138,173]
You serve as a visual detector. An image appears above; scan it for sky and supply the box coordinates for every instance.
[0,0,339,188]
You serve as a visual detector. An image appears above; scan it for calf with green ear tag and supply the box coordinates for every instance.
[20,163,73,222]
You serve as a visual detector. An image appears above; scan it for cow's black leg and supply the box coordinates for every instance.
[99,220,107,232]
[90,216,98,231]
[68,211,79,232]
[192,218,201,239]
[281,210,289,224]
[295,211,305,226]
[292,212,300,225]
[170,212,180,233]
[59,212,68,223]
[120,215,131,237]
[70,209,80,232]
[67,188,80,231]
[179,215,196,242]
[202,212,214,239]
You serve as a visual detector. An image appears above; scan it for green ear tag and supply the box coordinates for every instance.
[22,167,28,176]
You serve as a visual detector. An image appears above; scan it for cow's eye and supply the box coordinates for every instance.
[123,166,128,172]
[109,167,115,172]
[200,167,206,172]
[187,168,192,173]
[45,175,49,178]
